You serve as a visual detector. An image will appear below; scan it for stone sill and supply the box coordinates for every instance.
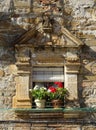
[14,108,87,119]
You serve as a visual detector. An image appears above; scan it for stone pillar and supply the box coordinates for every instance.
[64,56,80,107]
[13,57,32,108]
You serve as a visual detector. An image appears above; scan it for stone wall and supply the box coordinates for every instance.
[0,123,96,130]
[0,60,16,120]
[0,0,96,129]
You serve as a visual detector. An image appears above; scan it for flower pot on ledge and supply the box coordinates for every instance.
[30,86,47,109]
[35,99,46,109]
[51,99,63,109]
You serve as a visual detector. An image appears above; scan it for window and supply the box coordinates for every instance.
[32,66,64,82]
[31,66,65,108]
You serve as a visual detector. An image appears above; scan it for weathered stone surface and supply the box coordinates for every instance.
[8,65,17,75]
[0,0,95,129]
[0,69,4,77]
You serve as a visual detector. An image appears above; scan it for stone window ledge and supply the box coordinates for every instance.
[14,108,87,119]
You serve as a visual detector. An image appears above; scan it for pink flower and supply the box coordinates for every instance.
[54,82,63,88]
[48,86,57,93]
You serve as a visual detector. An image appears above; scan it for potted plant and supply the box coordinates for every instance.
[30,86,47,109]
[47,82,68,109]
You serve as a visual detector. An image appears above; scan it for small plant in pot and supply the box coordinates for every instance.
[47,82,68,109]
[30,86,47,109]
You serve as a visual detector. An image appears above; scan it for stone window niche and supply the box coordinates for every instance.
[13,47,82,110]
[12,27,84,119]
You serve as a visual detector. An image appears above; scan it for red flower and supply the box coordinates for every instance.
[54,82,63,88]
[48,86,56,93]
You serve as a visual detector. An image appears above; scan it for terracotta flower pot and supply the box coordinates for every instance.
[51,99,63,109]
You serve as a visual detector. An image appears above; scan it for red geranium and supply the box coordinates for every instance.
[48,86,56,93]
[54,82,63,88]
[47,85,67,100]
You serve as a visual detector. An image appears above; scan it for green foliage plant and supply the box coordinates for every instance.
[30,87,47,100]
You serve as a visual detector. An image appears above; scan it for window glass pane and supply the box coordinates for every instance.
[32,67,64,82]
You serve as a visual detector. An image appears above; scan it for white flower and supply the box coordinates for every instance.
[33,83,46,90]
[40,87,47,90]
[34,85,40,90]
